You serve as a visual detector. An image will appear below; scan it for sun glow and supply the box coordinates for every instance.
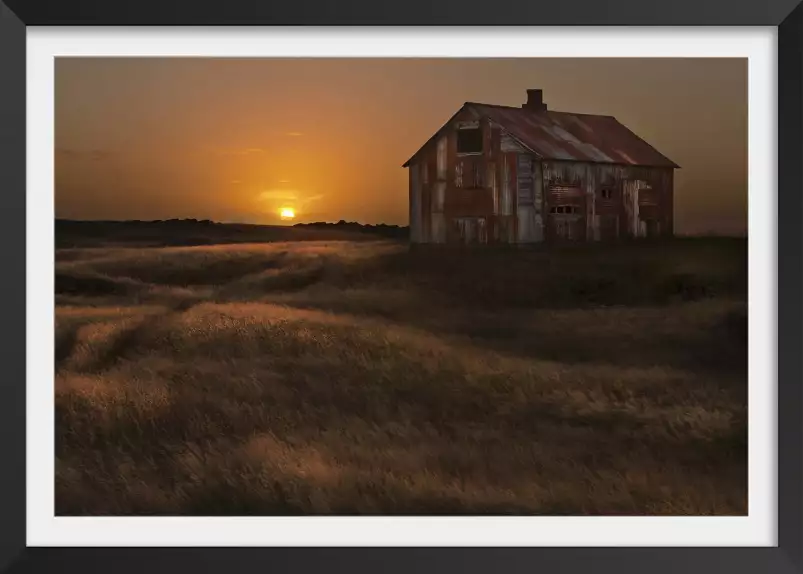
[280,207,296,220]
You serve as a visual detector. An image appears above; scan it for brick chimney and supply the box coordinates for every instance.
[523,89,547,112]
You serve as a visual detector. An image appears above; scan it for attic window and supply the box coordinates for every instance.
[600,187,613,200]
[456,127,483,155]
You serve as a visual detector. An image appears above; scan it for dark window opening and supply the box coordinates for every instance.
[549,205,579,215]
[600,187,613,200]
[457,128,483,154]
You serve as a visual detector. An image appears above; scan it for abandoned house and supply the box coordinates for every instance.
[402,89,679,245]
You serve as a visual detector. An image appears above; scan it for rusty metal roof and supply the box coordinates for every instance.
[403,102,679,168]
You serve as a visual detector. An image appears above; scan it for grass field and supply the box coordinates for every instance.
[55,233,748,515]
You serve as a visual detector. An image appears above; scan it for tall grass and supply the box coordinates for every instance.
[55,237,747,515]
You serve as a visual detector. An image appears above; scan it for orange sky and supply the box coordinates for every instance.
[55,58,747,235]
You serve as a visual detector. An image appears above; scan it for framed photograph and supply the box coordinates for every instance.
[1,0,800,572]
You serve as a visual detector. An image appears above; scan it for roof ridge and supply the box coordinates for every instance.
[466,101,616,119]
[403,101,679,169]
[464,101,520,110]
[548,110,616,119]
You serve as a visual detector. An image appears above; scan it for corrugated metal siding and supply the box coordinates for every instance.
[489,162,498,214]
[549,215,585,241]
[542,161,673,241]
[516,154,538,243]
[546,183,585,242]
[473,104,678,168]
[500,132,526,153]
[516,154,534,205]
[431,212,447,243]
[500,156,513,216]
[437,136,447,180]
[533,161,544,242]
[455,217,487,244]
[432,181,446,213]
[406,102,674,246]
[494,215,516,243]
[517,206,539,243]
[410,162,422,243]
[622,179,641,237]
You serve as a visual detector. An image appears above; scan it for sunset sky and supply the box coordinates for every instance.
[55,58,747,235]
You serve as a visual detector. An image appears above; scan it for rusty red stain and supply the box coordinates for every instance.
[469,103,678,168]
[404,102,679,169]
[404,92,677,246]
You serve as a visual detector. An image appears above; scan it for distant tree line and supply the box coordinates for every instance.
[55,218,410,241]
[293,220,408,239]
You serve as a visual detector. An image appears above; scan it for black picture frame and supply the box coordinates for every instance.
[1,1,800,572]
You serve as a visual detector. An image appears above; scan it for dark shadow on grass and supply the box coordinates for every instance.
[55,325,80,371]
[85,297,201,372]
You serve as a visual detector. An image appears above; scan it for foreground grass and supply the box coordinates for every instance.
[55,238,747,515]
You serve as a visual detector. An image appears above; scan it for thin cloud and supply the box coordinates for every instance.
[256,189,324,207]
[215,147,265,156]
[285,132,303,137]
[258,190,298,202]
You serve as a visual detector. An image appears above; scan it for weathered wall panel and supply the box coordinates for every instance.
[542,160,674,241]
[436,136,447,180]
[494,215,516,243]
[408,107,675,246]
[500,154,514,216]
[516,154,534,205]
[409,161,422,242]
[622,179,641,237]
[432,180,445,211]
[517,205,539,243]
[454,217,488,244]
[431,212,447,243]
[532,161,544,242]
[500,132,526,153]
[489,162,498,215]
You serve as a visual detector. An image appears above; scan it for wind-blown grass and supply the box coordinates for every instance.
[55,237,747,515]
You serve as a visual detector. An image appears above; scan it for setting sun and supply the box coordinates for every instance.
[280,207,296,220]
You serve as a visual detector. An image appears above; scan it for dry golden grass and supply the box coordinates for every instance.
[55,237,747,515]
